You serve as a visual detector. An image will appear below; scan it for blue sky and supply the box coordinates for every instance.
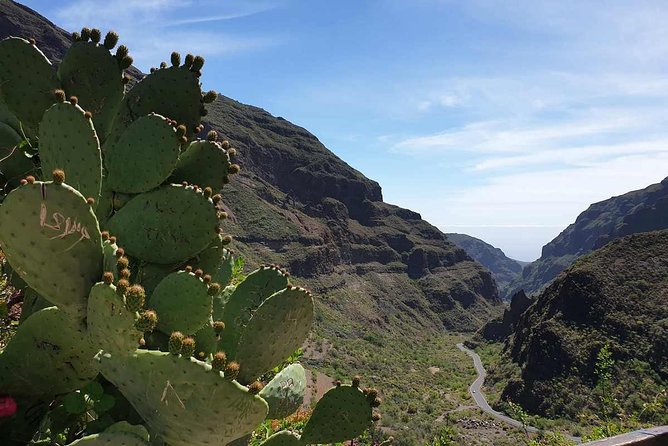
[22,0,668,260]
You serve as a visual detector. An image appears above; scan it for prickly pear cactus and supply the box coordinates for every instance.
[0,29,381,446]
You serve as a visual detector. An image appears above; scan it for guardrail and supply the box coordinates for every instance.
[581,426,668,445]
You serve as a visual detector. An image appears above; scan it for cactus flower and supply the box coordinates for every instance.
[0,396,17,418]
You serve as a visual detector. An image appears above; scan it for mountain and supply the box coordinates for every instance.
[446,233,524,297]
[498,230,668,419]
[0,2,502,441]
[507,177,668,298]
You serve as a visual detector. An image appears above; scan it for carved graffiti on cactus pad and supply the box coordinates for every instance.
[40,202,91,251]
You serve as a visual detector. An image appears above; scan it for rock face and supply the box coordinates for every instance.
[0,0,500,338]
[447,233,524,298]
[507,177,668,298]
[501,231,668,417]
[480,290,533,342]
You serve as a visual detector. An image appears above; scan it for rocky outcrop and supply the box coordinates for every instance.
[480,290,534,341]
[446,233,524,297]
[500,231,668,417]
[507,177,668,298]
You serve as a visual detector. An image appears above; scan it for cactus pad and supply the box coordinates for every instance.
[99,350,268,446]
[0,307,99,397]
[148,271,211,334]
[87,282,142,355]
[259,364,307,419]
[39,102,103,204]
[0,180,103,316]
[190,234,234,286]
[235,287,314,383]
[66,422,150,445]
[57,41,125,141]
[104,114,181,193]
[105,184,218,264]
[258,431,301,446]
[193,324,218,360]
[111,65,202,140]
[0,37,59,136]
[171,140,231,191]
[300,385,373,444]
[218,267,289,357]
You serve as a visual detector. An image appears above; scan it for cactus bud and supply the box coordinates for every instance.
[86,197,95,205]
[184,265,193,273]
[224,361,240,381]
[203,90,218,103]
[191,55,205,71]
[228,164,240,174]
[116,44,129,58]
[206,130,217,141]
[194,269,203,278]
[115,247,125,258]
[247,381,264,394]
[222,235,233,245]
[117,256,129,269]
[372,397,382,407]
[213,320,225,335]
[335,380,342,387]
[212,194,222,204]
[171,51,181,67]
[103,31,119,49]
[372,412,381,422]
[52,169,65,185]
[90,28,101,43]
[221,140,231,150]
[69,96,78,105]
[54,89,66,102]
[212,351,227,371]
[203,187,212,198]
[168,331,184,355]
[135,310,158,332]
[352,376,361,388]
[125,285,146,312]
[217,211,227,220]
[208,283,221,296]
[176,124,187,137]
[109,236,117,244]
[25,175,35,184]
[119,268,131,279]
[227,148,237,157]
[202,274,212,284]
[366,388,379,400]
[120,55,133,69]
[19,179,27,185]
[84,111,92,120]
[116,278,130,294]
[184,53,194,68]
[102,272,114,285]
[101,231,110,240]
[80,27,91,41]
[160,61,167,69]
[71,32,81,42]
[181,337,196,357]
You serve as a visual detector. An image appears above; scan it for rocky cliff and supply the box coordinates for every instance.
[507,177,668,298]
[500,230,668,418]
[447,233,524,297]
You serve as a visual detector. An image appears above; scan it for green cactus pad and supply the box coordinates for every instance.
[0,181,103,316]
[0,120,21,151]
[88,282,142,355]
[218,267,289,357]
[39,102,103,204]
[0,37,59,136]
[212,284,235,321]
[110,65,202,141]
[300,385,373,444]
[65,423,150,446]
[102,237,119,280]
[190,234,234,286]
[105,184,218,264]
[135,261,179,297]
[170,140,231,191]
[235,287,314,383]
[104,114,181,193]
[259,363,307,419]
[0,98,22,134]
[99,349,268,446]
[57,41,125,141]
[148,271,211,334]
[0,307,99,397]
[257,431,301,446]
[193,324,218,360]
[95,187,114,224]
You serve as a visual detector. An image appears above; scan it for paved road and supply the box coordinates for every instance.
[456,343,581,444]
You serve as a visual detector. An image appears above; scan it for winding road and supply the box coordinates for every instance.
[456,343,581,444]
